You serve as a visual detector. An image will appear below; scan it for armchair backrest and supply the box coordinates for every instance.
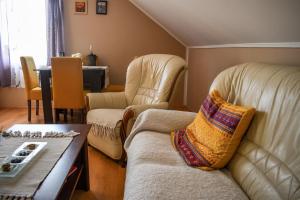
[125,54,186,106]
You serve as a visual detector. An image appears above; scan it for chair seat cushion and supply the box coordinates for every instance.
[125,131,248,200]
[29,87,42,100]
[87,109,125,159]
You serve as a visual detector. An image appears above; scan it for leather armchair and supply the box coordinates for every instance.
[86,54,187,160]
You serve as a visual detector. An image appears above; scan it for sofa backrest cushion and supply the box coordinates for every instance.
[210,63,300,200]
[125,54,186,105]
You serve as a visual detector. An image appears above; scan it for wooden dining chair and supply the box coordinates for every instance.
[20,56,42,122]
[51,57,86,123]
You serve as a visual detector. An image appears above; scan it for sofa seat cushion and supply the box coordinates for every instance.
[125,131,248,200]
[87,109,124,159]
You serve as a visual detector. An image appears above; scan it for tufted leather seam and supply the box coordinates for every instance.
[247,176,258,197]
[129,56,145,105]
[230,66,282,146]
[235,151,284,199]
[288,176,293,199]
[155,56,176,100]
[135,94,155,100]
[267,70,299,150]
[133,56,177,105]
[243,140,300,185]
[244,139,300,185]
[156,56,175,88]
[235,142,300,199]
[240,163,256,186]
[136,87,157,98]
[276,172,298,200]
[240,64,260,101]
[138,86,158,91]
[237,140,300,196]
[131,56,173,105]
[167,67,185,104]
[290,178,300,199]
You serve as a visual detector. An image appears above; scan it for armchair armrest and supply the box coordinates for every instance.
[122,102,169,137]
[86,92,127,110]
[126,102,169,119]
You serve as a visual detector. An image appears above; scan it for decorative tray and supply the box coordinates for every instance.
[0,142,47,178]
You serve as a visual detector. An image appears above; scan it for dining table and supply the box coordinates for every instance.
[35,66,108,123]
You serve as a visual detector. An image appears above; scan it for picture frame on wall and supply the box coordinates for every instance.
[74,0,88,15]
[96,0,107,15]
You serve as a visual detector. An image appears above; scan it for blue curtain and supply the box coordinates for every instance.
[47,0,65,65]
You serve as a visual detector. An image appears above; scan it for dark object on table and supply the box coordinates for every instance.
[18,150,31,156]
[59,52,65,57]
[27,144,37,150]
[1,130,11,137]
[86,53,97,66]
[11,158,24,164]
[2,163,11,172]
[96,0,107,15]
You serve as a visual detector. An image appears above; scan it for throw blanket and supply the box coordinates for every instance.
[124,109,197,151]
[124,109,249,200]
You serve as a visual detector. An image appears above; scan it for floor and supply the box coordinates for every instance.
[0,108,126,200]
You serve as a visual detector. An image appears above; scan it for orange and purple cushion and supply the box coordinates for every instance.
[171,90,255,170]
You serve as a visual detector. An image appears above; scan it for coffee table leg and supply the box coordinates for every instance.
[77,139,90,191]
[40,70,53,123]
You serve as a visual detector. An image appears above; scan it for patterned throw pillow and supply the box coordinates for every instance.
[171,90,255,170]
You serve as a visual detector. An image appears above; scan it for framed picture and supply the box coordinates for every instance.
[96,0,107,15]
[74,0,88,15]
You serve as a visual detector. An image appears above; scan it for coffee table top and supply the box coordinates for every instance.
[7,124,91,199]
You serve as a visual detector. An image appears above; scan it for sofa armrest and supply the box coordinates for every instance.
[124,109,197,151]
[86,92,127,110]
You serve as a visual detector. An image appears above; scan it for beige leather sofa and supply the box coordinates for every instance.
[86,54,186,160]
[123,63,300,200]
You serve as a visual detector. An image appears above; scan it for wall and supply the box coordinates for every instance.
[64,0,185,84]
[0,88,27,108]
[187,47,300,112]
[0,0,185,108]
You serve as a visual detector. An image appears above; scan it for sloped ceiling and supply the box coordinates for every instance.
[130,0,300,47]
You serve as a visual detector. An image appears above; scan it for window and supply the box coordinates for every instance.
[0,0,47,87]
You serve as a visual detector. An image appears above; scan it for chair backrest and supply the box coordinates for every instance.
[51,57,85,109]
[20,56,39,98]
[124,54,186,106]
[210,63,300,200]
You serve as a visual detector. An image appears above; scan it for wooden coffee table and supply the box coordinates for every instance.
[7,124,91,200]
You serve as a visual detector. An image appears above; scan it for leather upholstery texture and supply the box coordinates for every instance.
[87,92,127,110]
[125,54,186,105]
[51,57,85,109]
[87,54,186,159]
[210,63,300,200]
[20,56,42,100]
